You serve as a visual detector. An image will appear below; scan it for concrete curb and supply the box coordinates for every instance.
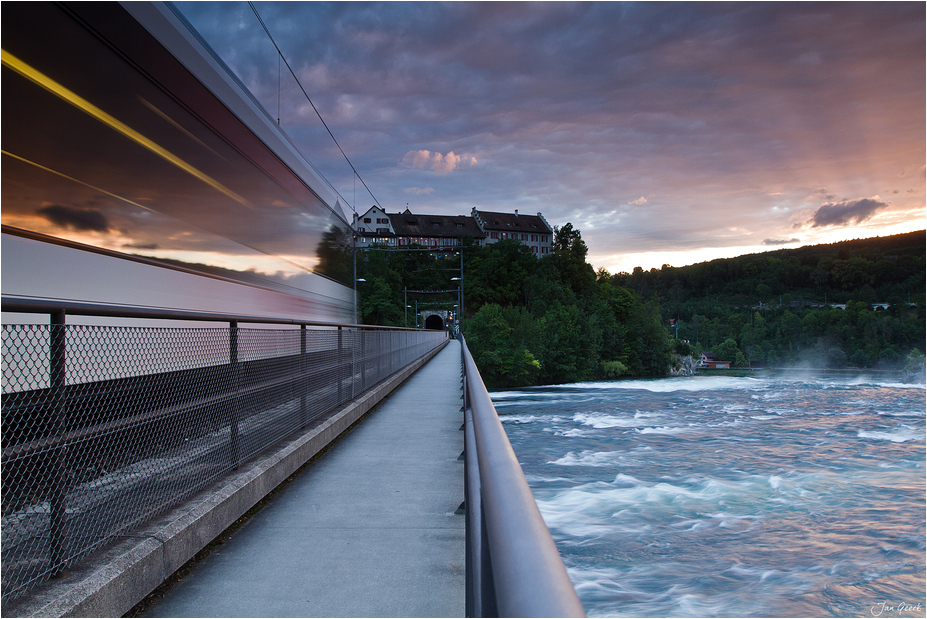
[5,342,448,618]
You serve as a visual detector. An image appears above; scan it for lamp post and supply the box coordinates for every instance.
[352,231,358,324]
[355,278,366,324]
[452,274,463,334]
[451,247,463,330]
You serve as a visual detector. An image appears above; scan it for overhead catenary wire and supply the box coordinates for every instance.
[248,2,381,214]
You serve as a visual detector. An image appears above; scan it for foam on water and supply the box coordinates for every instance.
[857,427,925,442]
[549,376,772,393]
[501,376,925,617]
[573,412,653,429]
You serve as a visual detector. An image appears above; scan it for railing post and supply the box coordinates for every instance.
[377,331,383,382]
[48,309,67,574]
[229,320,240,467]
[300,324,309,426]
[360,329,367,393]
[337,326,343,404]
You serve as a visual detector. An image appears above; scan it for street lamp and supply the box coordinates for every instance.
[452,249,464,333]
[354,278,366,324]
[451,275,463,334]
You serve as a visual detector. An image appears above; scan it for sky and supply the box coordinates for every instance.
[174,1,926,274]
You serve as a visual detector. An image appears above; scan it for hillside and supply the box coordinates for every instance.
[611,231,925,370]
[614,230,925,306]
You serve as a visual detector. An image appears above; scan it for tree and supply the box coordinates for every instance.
[550,223,596,295]
[360,277,402,326]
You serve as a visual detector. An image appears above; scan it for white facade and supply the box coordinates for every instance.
[353,206,396,247]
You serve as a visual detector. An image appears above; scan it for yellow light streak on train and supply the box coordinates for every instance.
[1,49,252,208]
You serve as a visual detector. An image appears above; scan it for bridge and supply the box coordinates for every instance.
[1,3,583,616]
[1,299,583,617]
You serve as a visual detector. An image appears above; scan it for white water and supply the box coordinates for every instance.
[495,376,925,617]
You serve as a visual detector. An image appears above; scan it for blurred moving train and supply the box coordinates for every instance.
[1,2,356,324]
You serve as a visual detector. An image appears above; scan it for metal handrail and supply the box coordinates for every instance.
[460,335,585,618]
[1,295,422,330]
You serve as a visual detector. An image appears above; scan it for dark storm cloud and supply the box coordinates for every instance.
[809,198,890,228]
[763,238,801,246]
[123,242,160,250]
[37,204,110,232]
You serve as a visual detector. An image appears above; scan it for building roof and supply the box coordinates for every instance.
[473,210,552,234]
[390,212,485,239]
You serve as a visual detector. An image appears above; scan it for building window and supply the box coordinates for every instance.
[522,234,527,241]
[363,218,371,223]
[490,232,498,239]
[531,234,537,242]
[377,218,389,224]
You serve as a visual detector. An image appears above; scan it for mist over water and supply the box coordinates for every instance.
[494,376,925,618]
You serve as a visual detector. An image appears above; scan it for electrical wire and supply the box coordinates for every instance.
[248,2,381,214]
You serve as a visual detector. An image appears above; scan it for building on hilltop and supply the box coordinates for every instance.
[353,205,396,247]
[390,209,485,249]
[471,208,553,255]
[352,206,553,254]
[353,206,485,249]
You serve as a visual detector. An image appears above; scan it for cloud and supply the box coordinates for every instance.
[123,242,160,250]
[763,238,800,246]
[37,205,110,232]
[172,2,926,272]
[401,150,477,174]
[808,197,890,228]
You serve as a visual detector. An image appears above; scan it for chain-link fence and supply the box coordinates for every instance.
[2,322,445,601]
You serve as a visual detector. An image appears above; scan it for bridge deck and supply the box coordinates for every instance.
[142,340,465,618]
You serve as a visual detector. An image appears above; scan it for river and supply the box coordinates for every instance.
[493,375,925,618]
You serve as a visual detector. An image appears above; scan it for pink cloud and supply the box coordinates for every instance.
[402,149,477,174]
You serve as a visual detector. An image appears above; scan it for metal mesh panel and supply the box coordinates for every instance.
[1,323,445,601]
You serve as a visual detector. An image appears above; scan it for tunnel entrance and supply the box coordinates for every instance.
[424,314,445,331]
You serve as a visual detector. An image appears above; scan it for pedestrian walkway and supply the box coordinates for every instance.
[143,340,465,618]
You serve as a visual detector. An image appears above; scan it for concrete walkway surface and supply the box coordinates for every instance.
[142,340,465,618]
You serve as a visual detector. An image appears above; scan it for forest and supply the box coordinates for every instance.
[612,230,925,372]
[346,227,925,388]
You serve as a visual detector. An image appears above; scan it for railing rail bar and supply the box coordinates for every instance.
[460,335,584,618]
[2,360,338,459]
[1,296,420,330]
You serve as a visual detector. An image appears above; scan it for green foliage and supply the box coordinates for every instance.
[601,360,630,378]
[465,304,541,388]
[354,223,924,382]
[615,231,925,370]
[361,276,402,326]
[356,222,674,385]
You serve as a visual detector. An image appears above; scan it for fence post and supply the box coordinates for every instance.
[361,330,367,393]
[229,321,240,467]
[48,309,67,574]
[300,325,309,426]
[337,326,344,404]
